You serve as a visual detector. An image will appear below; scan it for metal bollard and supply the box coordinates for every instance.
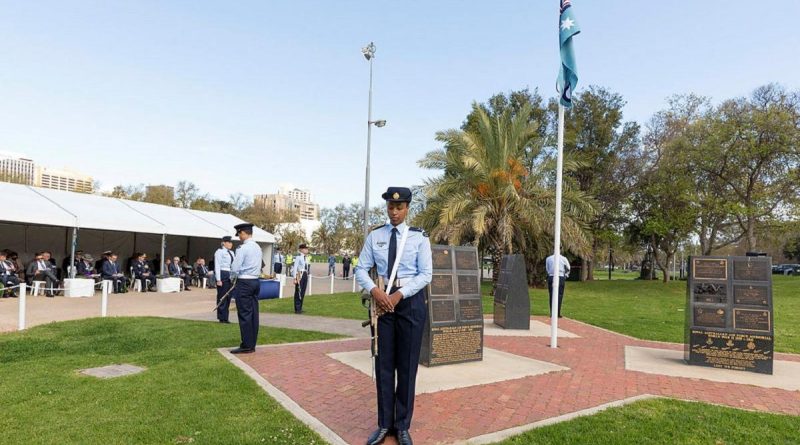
[18,284,27,331]
[352,276,356,293]
[101,281,109,317]
[330,274,334,294]
[307,274,313,296]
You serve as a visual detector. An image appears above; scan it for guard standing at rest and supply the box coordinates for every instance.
[214,236,235,323]
[355,187,432,445]
[292,243,310,314]
[273,247,284,275]
[229,224,263,353]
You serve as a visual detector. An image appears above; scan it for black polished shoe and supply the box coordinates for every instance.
[219,320,230,324]
[397,430,413,445]
[229,347,255,354]
[365,428,390,445]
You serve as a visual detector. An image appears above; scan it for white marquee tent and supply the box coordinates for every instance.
[0,182,275,275]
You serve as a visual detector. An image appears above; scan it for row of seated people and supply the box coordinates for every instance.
[0,249,216,298]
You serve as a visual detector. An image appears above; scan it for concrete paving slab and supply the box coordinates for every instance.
[483,319,579,338]
[78,364,146,379]
[328,347,569,394]
[625,346,800,391]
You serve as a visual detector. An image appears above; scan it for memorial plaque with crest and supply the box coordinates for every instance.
[493,254,530,329]
[421,245,484,367]
[693,258,727,280]
[685,255,774,374]
[733,258,770,282]
[733,285,769,306]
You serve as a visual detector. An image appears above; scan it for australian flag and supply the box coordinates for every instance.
[557,0,580,108]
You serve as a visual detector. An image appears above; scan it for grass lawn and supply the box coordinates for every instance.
[0,317,340,445]
[494,398,800,445]
[261,275,800,353]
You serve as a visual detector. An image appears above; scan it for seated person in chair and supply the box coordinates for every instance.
[169,256,192,291]
[101,253,127,293]
[194,257,214,288]
[27,251,60,297]
[132,252,157,292]
[0,251,20,297]
[77,254,100,278]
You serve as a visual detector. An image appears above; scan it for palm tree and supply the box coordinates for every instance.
[417,103,595,284]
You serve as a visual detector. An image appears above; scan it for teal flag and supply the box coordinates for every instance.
[557,0,580,108]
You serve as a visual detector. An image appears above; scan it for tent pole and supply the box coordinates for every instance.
[70,227,78,278]
[160,234,166,275]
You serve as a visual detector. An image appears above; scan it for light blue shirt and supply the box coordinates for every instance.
[292,253,308,276]
[355,221,432,298]
[230,238,262,279]
[546,254,571,277]
[214,246,234,278]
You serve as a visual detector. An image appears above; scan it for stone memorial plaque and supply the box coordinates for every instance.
[424,325,483,366]
[733,259,769,282]
[686,255,774,374]
[421,245,483,367]
[432,247,453,270]
[493,254,530,330]
[457,274,479,296]
[459,298,482,322]
[693,258,727,280]
[733,309,771,332]
[693,282,728,304]
[688,330,773,374]
[733,285,769,306]
[430,274,454,297]
[693,307,727,328]
[431,299,456,323]
[455,249,478,271]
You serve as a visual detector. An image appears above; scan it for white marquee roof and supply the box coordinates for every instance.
[2,182,274,243]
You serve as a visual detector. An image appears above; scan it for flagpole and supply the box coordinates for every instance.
[550,104,565,349]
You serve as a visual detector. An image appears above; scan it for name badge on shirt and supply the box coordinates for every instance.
[377,241,387,247]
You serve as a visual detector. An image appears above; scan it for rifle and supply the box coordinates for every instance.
[361,277,387,359]
[212,277,238,312]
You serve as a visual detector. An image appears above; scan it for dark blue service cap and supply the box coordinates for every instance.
[233,223,254,234]
[221,236,233,242]
[381,187,412,202]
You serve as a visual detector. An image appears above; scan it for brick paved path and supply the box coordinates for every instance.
[236,317,800,445]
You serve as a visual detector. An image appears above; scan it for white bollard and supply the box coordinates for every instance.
[18,284,27,331]
[308,274,313,296]
[101,281,109,317]
[352,276,356,293]
[330,274,334,294]
[279,278,284,299]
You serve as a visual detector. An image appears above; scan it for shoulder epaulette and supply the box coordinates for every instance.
[409,227,429,237]
[370,224,386,231]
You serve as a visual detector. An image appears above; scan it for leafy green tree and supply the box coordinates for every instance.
[553,86,641,279]
[417,102,595,285]
[693,84,800,251]
[175,181,200,208]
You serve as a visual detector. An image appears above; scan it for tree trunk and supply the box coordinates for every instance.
[587,241,598,280]
[580,256,590,281]
[746,215,757,251]
[490,245,503,293]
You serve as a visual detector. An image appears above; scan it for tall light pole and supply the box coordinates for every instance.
[362,41,386,242]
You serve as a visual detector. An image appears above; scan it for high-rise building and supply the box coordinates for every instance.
[35,167,94,193]
[0,151,35,185]
[278,185,313,203]
[255,187,320,221]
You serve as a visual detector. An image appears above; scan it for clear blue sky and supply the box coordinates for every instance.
[1,1,798,208]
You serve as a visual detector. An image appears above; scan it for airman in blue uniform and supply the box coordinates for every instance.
[214,236,235,323]
[229,223,263,354]
[355,187,432,445]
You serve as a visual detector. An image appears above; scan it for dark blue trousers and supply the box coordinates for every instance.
[294,273,307,313]
[375,288,427,431]
[547,276,566,317]
[216,271,232,322]
[234,278,260,349]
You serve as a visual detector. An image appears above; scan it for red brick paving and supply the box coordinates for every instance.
[237,317,800,445]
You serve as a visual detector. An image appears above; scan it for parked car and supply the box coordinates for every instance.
[774,264,800,275]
